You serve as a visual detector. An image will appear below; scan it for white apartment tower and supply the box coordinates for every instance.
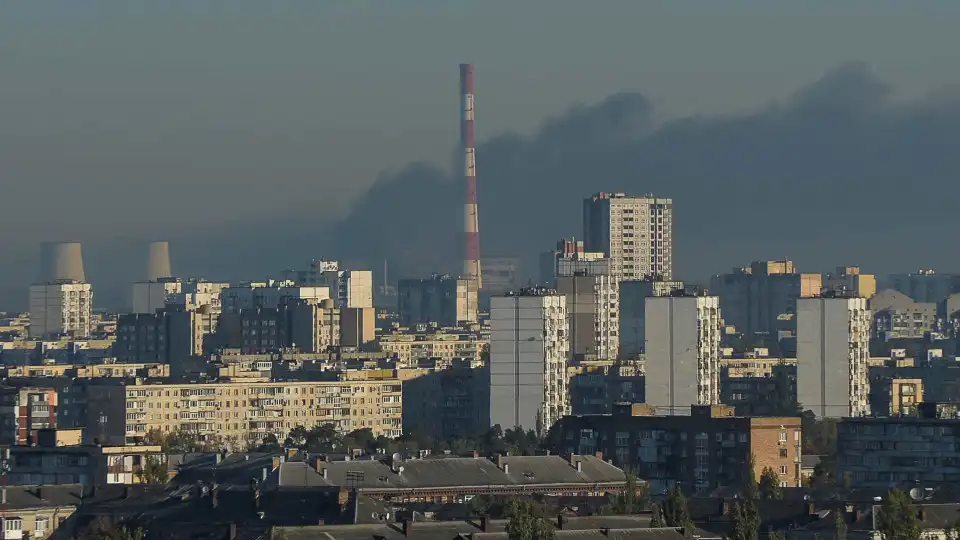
[583,192,673,281]
[644,294,722,415]
[555,247,618,361]
[796,296,871,418]
[29,282,93,339]
[490,289,570,434]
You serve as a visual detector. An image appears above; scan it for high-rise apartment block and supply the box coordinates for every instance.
[28,282,93,339]
[556,273,618,362]
[618,279,684,358]
[824,266,876,299]
[115,307,218,365]
[131,278,229,315]
[281,260,373,308]
[644,293,722,415]
[398,274,478,327]
[709,260,821,338]
[582,193,673,281]
[796,295,871,418]
[489,289,570,433]
[220,282,330,314]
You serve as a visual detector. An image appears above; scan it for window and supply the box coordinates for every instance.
[36,516,49,534]
[779,465,787,475]
[4,518,22,532]
[779,432,787,442]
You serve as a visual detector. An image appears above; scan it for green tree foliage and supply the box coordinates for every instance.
[505,497,556,540]
[758,467,783,500]
[743,455,759,500]
[139,456,169,485]
[834,509,848,540]
[769,532,787,540]
[75,519,146,540]
[650,503,666,528]
[769,361,801,416]
[143,428,220,453]
[728,500,761,540]
[603,472,649,515]
[876,489,922,540]
[661,486,694,529]
[801,411,837,456]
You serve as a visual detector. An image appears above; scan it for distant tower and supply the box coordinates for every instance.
[461,63,482,290]
[146,241,172,281]
[39,242,86,282]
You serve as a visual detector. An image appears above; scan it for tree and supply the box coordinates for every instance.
[876,489,921,540]
[505,497,556,540]
[743,455,759,500]
[604,471,649,514]
[769,532,787,540]
[728,500,761,540]
[661,485,694,529]
[770,361,801,416]
[139,455,168,485]
[650,503,666,528]
[834,509,848,540]
[253,433,282,453]
[758,467,783,500]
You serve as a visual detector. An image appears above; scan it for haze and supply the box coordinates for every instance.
[2,1,960,309]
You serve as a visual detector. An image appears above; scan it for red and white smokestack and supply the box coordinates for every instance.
[461,63,482,289]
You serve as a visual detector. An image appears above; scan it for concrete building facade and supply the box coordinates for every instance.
[0,387,58,445]
[398,274,478,327]
[709,260,821,338]
[796,296,871,417]
[28,281,93,339]
[618,279,684,358]
[490,289,569,433]
[644,294,722,415]
[582,192,673,281]
[556,273,619,362]
[554,404,802,495]
[221,282,329,314]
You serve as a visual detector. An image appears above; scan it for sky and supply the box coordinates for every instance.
[2,1,960,309]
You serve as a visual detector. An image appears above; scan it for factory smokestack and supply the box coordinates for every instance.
[39,242,86,283]
[461,63,482,290]
[146,241,172,281]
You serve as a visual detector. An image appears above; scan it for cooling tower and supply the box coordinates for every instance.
[146,241,173,281]
[39,242,86,283]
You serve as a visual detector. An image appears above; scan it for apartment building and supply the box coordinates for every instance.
[796,295,871,417]
[0,387,58,445]
[868,377,924,417]
[885,269,960,304]
[340,307,376,348]
[869,289,938,340]
[401,361,491,440]
[397,274,479,327]
[837,403,960,489]
[556,272,619,361]
[720,359,797,416]
[8,439,165,486]
[131,278,229,315]
[568,360,645,416]
[824,266,876,299]
[644,293,722,415]
[76,375,404,447]
[215,299,340,354]
[490,288,569,434]
[709,260,821,338]
[539,238,602,283]
[618,279,684,358]
[379,328,488,366]
[115,307,217,364]
[28,281,93,339]
[582,192,673,280]
[553,404,802,495]
[220,282,330,314]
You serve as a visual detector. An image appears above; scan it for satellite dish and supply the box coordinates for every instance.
[392,452,402,463]
[909,488,921,500]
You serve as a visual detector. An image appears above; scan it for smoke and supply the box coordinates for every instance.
[330,62,960,283]
[4,62,960,310]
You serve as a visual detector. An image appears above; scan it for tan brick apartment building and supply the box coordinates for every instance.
[552,404,802,495]
[74,374,403,447]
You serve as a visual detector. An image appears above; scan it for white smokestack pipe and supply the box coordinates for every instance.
[40,242,86,282]
[146,241,172,281]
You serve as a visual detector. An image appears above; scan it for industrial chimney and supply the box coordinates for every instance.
[460,64,482,310]
[146,241,172,281]
[39,242,86,283]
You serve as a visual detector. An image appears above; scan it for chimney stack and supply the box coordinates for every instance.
[460,63,482,314]
[557,514,565,530]
[227,523,236,540]
[480,517,489,532]
[146,241,172,281]
[402,519,412,538]
[40,242,86,282]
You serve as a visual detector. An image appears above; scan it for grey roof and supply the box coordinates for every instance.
[800,455,822,469]
[0,485,82,510]
[275,518,681,540]
[276,455,627,492]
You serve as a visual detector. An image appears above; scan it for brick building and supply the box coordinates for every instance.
[551,404,802,495]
